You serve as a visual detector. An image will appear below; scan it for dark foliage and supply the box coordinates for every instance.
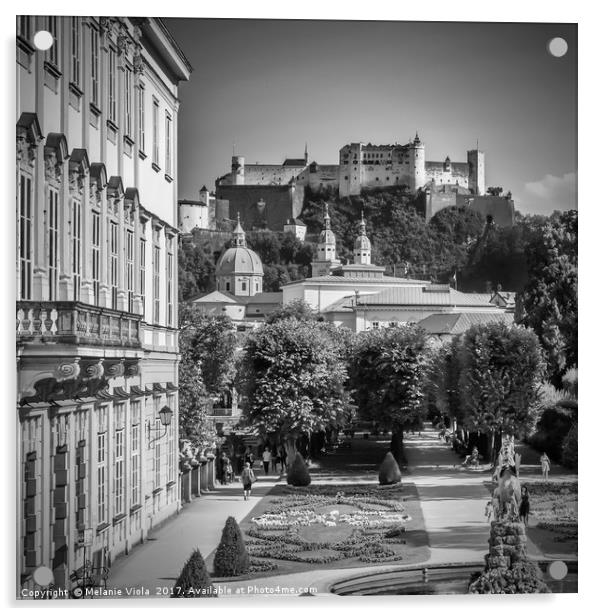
[561,423,578,470]
[173,549,216,598]
[213,516,250,577]
[287,452,311,487]
[378,452,402,485]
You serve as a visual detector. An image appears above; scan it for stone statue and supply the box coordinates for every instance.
[494,435,521,522]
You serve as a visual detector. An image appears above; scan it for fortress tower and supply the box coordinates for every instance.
[231,155,245,185]
[467,149,485,195]
[410,132,426,191]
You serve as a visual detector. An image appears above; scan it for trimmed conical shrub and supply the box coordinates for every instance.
[286,452,311,486]
[379,451,402,485]
[173,549,216,598]
[213,516,250,577]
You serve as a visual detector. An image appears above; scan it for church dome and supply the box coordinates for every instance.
[216,246,263,277]
[319,228,337,245]
[354,233,371,251]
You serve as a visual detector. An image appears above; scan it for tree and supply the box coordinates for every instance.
[265,299,318,324]
[459,322,544,461]
[239,318,349,463]
[517,210,577,387]
[378,452,402,485]
[178,308,237,397]
[349,326,429,465]
[173,549,216,598]
[287,452,311,486]
[213,517,250,577]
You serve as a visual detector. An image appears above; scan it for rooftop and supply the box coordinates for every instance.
[358,286,504,307]
[418,311,515,335]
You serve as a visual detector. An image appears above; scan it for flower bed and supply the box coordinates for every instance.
[244,484,414,571]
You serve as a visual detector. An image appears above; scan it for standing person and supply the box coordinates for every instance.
[219,452,229,485]
[271,445,279,473]
[279,446,287,473]
[240,462,256,500]
[519,486,530,526]
[540,452,551,482]
[262,446,271,475]
[485,501,493,523]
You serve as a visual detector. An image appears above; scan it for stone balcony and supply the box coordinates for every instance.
[16,301,141,348]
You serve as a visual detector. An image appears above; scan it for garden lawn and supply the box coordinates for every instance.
[522,481,577,558]
[210,482,429,582]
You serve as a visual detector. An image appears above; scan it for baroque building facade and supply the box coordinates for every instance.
[16,16,191,593]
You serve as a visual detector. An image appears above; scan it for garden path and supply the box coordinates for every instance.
[106,475,279,595]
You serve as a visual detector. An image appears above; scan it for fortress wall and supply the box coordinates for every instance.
[459,195,516,228]
[215,184,298,230]
[426,161,470,188]
[243,164,306,185]
[426,191,459,221]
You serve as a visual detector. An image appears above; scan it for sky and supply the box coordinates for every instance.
[165,19,577,216]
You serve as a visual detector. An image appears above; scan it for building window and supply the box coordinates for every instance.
[90,27,99,107]
[166,240,173,326]
[70,17,80,87]
[97,431,106,524]
[92,210,100,304]
[19,174,32,300]
[137,84,145,153]
[153,239,160,323]
[47,188,59,301]
[126,229,134,313]
[17,16,32,40]
[125,66,133,138]
[108,47,117,124]
[241,281,247,292]
[71,199,81,301]
[165,112,172,176]
[167,396,175,483]
[131,401,141,507]
[225,281,230,292]
[46,16,59,68]
[109,221,118,309]
[154,419,161,488]
[114,406,124,516]
[152,98,159,167]
[139,237,146,309]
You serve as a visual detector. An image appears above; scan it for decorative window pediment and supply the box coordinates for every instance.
[89,162,107,205]
[16,112,43,167]
[69,148,89,195]
[107,175,124,200]
[44,133,69,183]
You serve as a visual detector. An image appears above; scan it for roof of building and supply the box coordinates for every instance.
[235,292,283,305]
[216,246,264,277]
[358,286,503,307]
[285,218,306,226]
[417,311,515,335]
[283,158,307,167]
[191,290,239,304]
[282,275,430,287]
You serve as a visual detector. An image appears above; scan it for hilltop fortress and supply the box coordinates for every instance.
[180,135,514,233]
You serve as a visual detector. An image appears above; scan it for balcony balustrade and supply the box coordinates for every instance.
[16,301,141,348]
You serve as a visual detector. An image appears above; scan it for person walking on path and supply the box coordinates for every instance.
[262,446,271,475]
[485,501,493,523]
[271,445,279,473]
[519,485,530,526]
[240,462,256,500]
[279,446,287,473]
[540,452,551,482]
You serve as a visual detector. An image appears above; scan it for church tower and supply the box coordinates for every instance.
[354,211,372,265]
[311,203,341,277]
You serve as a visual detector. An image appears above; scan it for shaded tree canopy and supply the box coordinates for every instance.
[239,317,350,448]
[516,210,577,386]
